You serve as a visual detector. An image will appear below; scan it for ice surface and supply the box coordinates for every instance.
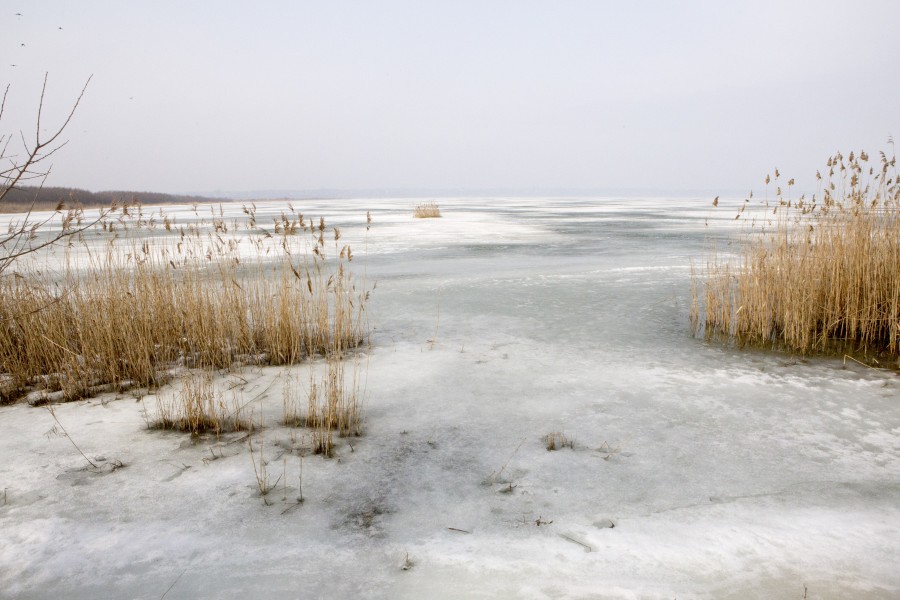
[1,197,899,599]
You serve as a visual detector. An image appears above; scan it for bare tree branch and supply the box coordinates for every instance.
[0,84,8,122]
[1,74,111,274]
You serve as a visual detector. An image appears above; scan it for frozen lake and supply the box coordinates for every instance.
[1,197,899,599]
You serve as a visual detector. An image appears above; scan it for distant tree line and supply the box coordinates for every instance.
[1,185,225,213]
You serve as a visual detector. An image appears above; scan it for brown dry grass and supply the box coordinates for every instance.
[0,205,371,404]
[693,149,900,362]
[413,201,441,218]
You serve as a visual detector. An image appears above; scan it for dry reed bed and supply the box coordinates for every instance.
[0,205,371,404]
[693,150,900,362]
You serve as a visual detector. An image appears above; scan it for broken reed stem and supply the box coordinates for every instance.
[694,149,900,362]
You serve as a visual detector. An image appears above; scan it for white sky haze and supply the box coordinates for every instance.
[2,1,898,195]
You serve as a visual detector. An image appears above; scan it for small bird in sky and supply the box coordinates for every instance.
[712,196,719,207]
[15,12,22,16]
[20,43,26,47]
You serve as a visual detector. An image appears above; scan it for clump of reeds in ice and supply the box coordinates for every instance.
[692,149,900,364]
[153,371,252,435]
[413,201,441,218]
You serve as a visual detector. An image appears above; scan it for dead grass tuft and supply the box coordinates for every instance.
[544,432,574,451]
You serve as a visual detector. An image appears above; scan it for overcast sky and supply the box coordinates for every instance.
[2,1,898,196]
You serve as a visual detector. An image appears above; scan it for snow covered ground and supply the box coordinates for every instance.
[2,197,899,599]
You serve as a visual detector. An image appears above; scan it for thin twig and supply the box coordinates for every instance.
[46,405,97,468]
[159,568,187,600]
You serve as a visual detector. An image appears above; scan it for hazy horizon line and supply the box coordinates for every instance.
[198,186,760,201]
